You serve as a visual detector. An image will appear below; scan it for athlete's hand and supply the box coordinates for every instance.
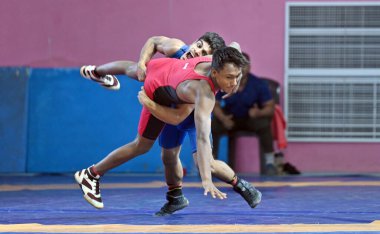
[137,87,153,107]
[137,63,147,81]
[202,180,227,200]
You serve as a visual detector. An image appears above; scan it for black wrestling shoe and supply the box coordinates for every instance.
[155,192,189,216]
[233,178,262,208]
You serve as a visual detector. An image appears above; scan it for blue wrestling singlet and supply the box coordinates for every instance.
[159,44,200,153]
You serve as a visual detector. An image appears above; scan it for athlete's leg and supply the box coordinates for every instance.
[162,146,183,188]
[95,60,139,80]
[187,125,234,182]
[192,153,262,209]
[183,113,261,208]
[95,134,154,174]
[201,155,235,182]
[75,107,164,209]
[80,64,121,90]
[80,60,138,90]
[74,135,155,209]
[159,124,187,188]
[155,125,189,216]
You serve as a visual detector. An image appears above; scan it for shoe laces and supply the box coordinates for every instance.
[86,170,100,195]
[100,75,114,85]
[84,66,97,79]
[242,180,255,193]
[93,178,100,195]
[236,180,255,195]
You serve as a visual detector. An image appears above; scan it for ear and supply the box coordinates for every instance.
[211,68,218,78]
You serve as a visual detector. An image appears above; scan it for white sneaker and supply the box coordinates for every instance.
[74,166,104,209]
[80,65,120,90]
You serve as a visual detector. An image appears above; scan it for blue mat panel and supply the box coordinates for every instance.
[0,67,29,173]
[25,68,195,173]
[0,174,380,233]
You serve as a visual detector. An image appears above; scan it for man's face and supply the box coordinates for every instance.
[180,40,212,60]
[212,63,242,94]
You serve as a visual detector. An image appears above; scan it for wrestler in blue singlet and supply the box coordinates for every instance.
[159,45,199,153]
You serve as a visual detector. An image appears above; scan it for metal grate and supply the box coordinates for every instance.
[286,2,380,142]
[290,6,380,28]
[289,35,380,68]
[287,76,380,140]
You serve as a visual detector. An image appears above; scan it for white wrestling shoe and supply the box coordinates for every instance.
[80,65,120,90]
[74,166,104,209]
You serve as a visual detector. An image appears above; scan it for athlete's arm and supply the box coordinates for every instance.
[193,81,227,200]
[137,36,185,81]
[137,87,194,125]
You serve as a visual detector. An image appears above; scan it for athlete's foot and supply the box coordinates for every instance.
[80,65,120,90]
[233,178,262,208]
[74,165,104,209]
[155,189,189,216]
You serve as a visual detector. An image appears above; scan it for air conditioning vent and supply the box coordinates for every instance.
[286,2,380,142]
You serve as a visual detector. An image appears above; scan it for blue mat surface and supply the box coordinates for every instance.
[0,174,379,233]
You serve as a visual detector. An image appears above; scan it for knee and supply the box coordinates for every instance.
[133,138,153,155]
[161,149,180,165]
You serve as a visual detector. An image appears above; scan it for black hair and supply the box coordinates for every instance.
[242,52,250,62]
[198,32,226,53]
[211,47,249,71]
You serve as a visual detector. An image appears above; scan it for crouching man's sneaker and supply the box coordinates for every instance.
[233,178,262,208]
[80,65,120,90]
[74,166,104,209]
[155,188,189,216]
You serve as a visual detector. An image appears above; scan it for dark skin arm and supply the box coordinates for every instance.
[178,80,227,199]
[137,87,194,125]
[138,80,226,199]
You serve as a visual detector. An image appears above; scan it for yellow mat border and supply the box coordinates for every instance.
[1,180,380,191]
[1,221,380,233]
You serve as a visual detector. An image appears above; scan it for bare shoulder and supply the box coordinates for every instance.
[198,80,215,98]
[177,79,213,103]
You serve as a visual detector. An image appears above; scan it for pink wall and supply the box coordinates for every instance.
[0,0,284,79]
[1,0,379,173]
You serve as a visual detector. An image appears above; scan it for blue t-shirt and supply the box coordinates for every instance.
[216,73,272,118]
